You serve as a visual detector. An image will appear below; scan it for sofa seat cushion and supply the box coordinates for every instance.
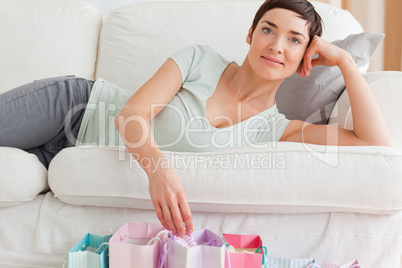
[48,143,402,214]
[0,147,48,207]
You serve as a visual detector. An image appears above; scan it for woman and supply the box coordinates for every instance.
[0,0,391,239]
[114,0,391,238]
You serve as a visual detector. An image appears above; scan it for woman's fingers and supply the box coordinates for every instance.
[149,167,193,237]
[167,190,193,238]
[300,35,325,77]
[179,194,193,235]
[303,43,318,76]
[169,197,186,238]
[153,202,168,230]
[153,195,180,236]
[300,35,349,78]
[311,58,321,68]
[161,200,179,236]
[299,60,310,77]
[296,63,302,74]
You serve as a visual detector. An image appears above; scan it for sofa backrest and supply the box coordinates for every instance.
[95,0,364,92]
[0,0,102,94]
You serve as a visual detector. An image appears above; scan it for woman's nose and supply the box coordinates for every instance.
[269,37,284,54]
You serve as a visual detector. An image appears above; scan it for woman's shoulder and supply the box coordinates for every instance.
[171,44,229,63]
[169,44,231,82]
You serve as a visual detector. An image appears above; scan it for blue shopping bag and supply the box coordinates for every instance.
[68,233,112,268]
[265,255,316,268]
[257,246,316,268]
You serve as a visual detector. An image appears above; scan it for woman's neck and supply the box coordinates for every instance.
[226,57,284,109]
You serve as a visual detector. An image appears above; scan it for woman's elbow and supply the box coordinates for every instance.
[365,138,393,147]
[115,110,130,131]
[115,111,124,130]
[376,140,392,147]
[114,108,150,132]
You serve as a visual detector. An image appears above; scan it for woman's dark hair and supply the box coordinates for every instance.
[250,0,323,45]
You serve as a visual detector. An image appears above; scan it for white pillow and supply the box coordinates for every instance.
[49,143,402,214]
[0,147,48,207]
[0,0,102,94]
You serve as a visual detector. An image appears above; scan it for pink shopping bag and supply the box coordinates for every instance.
[223,234,263,268]
[109,222,165,268]
[323,260,363,268]
[162,229,226,268]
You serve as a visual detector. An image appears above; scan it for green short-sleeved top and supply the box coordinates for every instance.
[76,45,291,151]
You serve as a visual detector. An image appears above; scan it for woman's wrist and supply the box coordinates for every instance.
[337,51,356,71]
[147,158,174,180]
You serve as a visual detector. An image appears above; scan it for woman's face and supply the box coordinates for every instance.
[246,8,310,81]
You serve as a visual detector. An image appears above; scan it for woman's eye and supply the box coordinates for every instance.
[290,37,301,44]
[263,28,273,34]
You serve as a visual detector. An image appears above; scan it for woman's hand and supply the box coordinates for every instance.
[297,35,353,77]
[148,167,193,238]
[290,35,391,147]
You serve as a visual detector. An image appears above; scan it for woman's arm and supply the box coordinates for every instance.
[115,58,193,238]
[280,36,392,146]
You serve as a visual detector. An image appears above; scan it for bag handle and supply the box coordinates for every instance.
[147,230,169,246]
[223,242,232,268]
[62,255,68,268]
[62,241,110,268]
[119,229,168,244]
[93,242,109,254]
[256,246,277,268]
[158,239,173,268]
[159,232,231,268]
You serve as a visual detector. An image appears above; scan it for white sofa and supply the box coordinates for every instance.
[1,0,402,267]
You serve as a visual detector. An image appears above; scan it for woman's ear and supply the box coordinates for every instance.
[246,26,253,44]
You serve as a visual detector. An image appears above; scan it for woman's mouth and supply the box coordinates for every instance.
[261,56,283,66]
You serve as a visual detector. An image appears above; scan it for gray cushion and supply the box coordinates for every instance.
[275,32,384,125]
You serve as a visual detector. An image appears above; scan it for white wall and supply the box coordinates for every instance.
[344,0,385,72]
[312,0,341,7]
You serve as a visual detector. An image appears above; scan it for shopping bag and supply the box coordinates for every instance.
[163,229,226,268]
[265,255,316,268]
[109,222,165,268]
[323,260,363,268]
[223,234,263,268]
[68,233,112,268]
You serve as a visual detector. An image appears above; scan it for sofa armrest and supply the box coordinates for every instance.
[328,71,402,150]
